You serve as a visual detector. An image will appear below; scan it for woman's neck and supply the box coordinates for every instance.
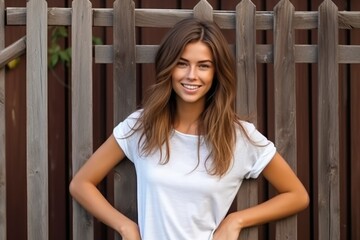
[173,100,204,135]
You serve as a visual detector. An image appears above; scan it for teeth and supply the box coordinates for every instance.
[182,84,200,90]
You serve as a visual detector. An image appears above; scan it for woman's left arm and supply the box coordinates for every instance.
[213,152,309,239]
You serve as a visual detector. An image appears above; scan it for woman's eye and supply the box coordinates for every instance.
[177,62,187,67]
[199,64,211,69]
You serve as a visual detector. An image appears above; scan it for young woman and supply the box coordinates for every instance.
[69,18,309,240]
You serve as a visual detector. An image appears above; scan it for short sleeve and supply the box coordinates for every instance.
[241,122,277,179]
[113,110,142,162]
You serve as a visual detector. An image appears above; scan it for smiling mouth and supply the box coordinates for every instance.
[182,84,201,90]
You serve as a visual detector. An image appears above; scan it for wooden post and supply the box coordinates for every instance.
[0,1,6,239]
[113,1,137,239]
[273,0,297,239]
[193,0,213,21]
[26,0,48,239]
[71,0,94,239]
[235,1,258,239]
[318,1,340,239]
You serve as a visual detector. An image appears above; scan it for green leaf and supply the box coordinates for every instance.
[66,47,72,57]
[92,36,103,45]
[59,50,71,63]
[48,44,61,54]
[57,26,68,38]
[49,53,59,69]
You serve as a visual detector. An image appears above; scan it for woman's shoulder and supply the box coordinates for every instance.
[115,109,143,129]
[236,120,256,135]
[113,109,143,138]
[127,109,143,119]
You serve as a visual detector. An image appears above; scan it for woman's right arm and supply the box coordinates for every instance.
[69,134,141,240]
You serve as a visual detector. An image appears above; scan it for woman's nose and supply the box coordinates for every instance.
[186,66,197,80]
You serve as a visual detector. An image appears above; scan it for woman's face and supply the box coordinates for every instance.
[171,41,215,108]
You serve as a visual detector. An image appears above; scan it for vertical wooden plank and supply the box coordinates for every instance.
[273,0,297,239]
[331,1,350,239]
[0,1,6,239]
[113,1,137,240]
[71,0,94,239]
[113,0,136,132]
[26,0,48,239]
[235,1,258,240]
[193,0,213,21]
[235,0,257,127]
[317,1,340,240]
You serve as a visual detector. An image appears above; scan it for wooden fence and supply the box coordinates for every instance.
[1,0,360,239]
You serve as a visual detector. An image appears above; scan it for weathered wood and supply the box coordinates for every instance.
[273,0,297,239]
[0,36,26,69]
[259,44,360,63]
[113,1,137,239]
[48,8,72,25]
[26,0,48,239]
[338,45,360,63]
[318,1,340,240]
[235,0,257,120]
[6,7,71,26]
[71,0,94,239]
[135,9,192,27]
[194,0,213,21]
[95,44,360,65]
[235,1,258,239]
[7,7,360,30]
[0,1,6,239]
[95,45,159,64]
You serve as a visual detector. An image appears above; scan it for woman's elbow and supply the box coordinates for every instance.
[69,177,81,199]
[297,188,310,211]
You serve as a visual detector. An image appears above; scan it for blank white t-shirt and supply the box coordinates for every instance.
[113,110,276,240]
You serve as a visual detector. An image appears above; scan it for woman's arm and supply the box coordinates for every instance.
[213,152,309,239]
[69,134,141,240]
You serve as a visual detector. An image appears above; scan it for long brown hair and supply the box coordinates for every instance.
[136,18,242,176]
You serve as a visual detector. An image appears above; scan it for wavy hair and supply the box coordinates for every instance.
[136,18,243,176]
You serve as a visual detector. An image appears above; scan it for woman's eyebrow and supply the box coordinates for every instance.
[179,57,213,64]
[198,60,213,64]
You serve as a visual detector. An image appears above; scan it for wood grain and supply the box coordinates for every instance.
[71,0,94,239]
[26,0,48,239]
[318,1,340,240]
[113,1,137,239]
[273,0,297,239]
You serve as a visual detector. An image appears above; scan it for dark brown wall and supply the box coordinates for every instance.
[4,0,359,240]
[5,1,27,239]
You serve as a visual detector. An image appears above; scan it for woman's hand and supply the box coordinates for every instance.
[212,213,241,240]
[213,152,309,240]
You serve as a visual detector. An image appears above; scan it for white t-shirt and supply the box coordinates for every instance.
[113,110,276,240]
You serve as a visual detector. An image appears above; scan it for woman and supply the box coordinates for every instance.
[69,18,309,240]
